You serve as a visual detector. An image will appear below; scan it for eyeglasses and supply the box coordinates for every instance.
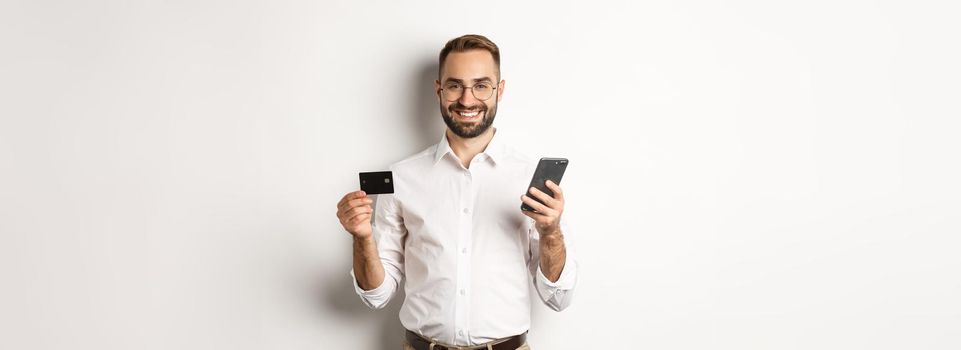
[440,81,498,101]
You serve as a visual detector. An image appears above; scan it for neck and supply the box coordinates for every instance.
[447,127,496,169]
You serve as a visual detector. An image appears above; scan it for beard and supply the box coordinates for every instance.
[440,100,497,138]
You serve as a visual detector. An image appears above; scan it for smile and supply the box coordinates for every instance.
[456,110,482,120]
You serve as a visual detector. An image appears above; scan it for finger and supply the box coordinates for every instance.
[342,190,367,204]
[520,194,554,216]
[545,180,564,201]
[345,212,372,228]
[338,192,371,212]
[522,211,555,231]
[336,198,365,220]
[347,197,374,211]
[343,205,373,222]
[521,209,537,220]
[348,213,372,226]
[521,208,548,221]
[528,187,559,208]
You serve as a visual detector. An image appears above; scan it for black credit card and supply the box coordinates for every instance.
[359,171,394,194]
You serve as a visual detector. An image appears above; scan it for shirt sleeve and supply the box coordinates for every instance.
[349,191,407,309]
[528,218,578,312]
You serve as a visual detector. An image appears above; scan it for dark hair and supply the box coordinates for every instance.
[438,34,501,80]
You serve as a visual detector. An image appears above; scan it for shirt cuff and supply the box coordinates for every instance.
[535,255,577,292]
[350,269,392,300]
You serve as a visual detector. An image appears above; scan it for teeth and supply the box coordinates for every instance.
[458,111,479,117]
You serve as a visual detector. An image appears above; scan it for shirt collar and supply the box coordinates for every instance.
[432,128,505,166]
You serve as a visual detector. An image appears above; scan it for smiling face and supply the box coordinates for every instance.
[435,50,505,138]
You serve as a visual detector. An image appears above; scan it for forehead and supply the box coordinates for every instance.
[441,50,498,81]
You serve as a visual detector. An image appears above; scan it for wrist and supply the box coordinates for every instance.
[353,234,375,245]
[539,230,564,243]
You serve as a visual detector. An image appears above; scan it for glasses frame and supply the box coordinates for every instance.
[439,81,499,102]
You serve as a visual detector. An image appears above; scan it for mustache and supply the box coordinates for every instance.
[449,102,487,112]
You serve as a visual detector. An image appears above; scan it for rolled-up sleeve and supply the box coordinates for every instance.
[349,191,406,309]
[528,219,578,312]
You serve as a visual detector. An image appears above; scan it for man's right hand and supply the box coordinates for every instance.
[336,190,374,239]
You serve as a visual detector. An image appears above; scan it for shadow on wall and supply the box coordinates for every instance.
[409,60,445,152]
[321,258,407,349]
[320,60,439,349]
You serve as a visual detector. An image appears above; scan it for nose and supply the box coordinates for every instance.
[457,87,479,106]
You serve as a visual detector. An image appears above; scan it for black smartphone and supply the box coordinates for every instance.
[521,158,568,212]
[359,171,394,194]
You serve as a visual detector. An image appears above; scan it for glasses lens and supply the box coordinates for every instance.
[443,84,463,101]
[472,83,494,100]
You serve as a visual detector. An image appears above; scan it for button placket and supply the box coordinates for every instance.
[455,166,480,345]
[453,168,474,345]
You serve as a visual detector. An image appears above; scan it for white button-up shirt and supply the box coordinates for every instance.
[350,129,578,346]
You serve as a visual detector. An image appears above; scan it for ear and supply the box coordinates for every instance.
[435,79,443,100]
[497,79,506,101]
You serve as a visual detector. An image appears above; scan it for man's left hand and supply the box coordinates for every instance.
[520,180,565,237]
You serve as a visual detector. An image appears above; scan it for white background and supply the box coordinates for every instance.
[2,1,959,349]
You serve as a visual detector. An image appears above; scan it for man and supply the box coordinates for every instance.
[335,34,577,350]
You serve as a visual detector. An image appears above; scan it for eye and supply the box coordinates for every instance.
[475,83,491,90]
[445,83,463,90]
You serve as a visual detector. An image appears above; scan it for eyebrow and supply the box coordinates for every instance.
[444,77,495,84]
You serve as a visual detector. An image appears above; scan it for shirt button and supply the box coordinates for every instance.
[458,330,464,336]
[463,208,470,214]
[460,289,466,296]
[461,248,467,254]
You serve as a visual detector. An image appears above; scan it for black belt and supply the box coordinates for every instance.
[405,330,527,350]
